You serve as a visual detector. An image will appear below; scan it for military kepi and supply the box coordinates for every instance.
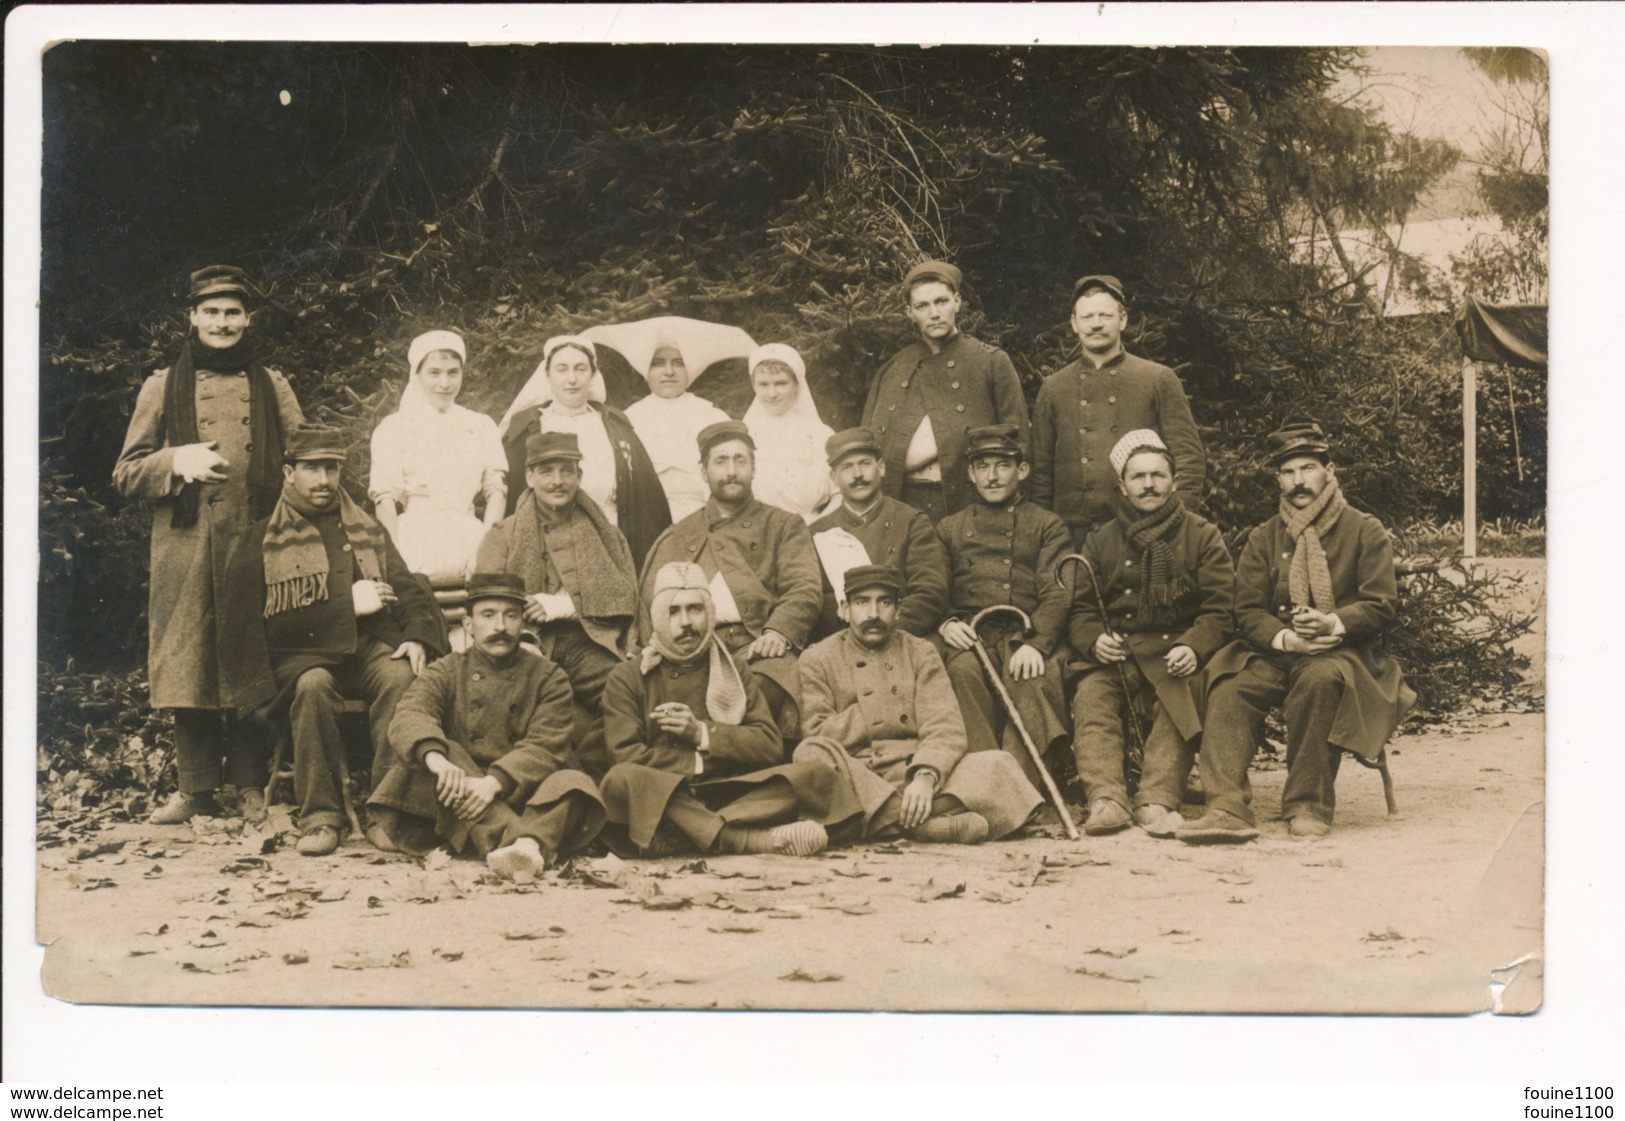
[965,424,1023,460]
[843,563,902,599]
[903,259,963,293]
[526,430,583,467]
[825,426,882,466]
[1070,274,1126,305]
[465,571,528,607]
[188,264,259,306]
[698,419,754,458]
[284,424,348,462]
[1263,419,1332,467]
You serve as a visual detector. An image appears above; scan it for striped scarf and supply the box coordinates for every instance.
[1117,495,1191,627]
[1281,476,1346,611]
[261,479,388,617]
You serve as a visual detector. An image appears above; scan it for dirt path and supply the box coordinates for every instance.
[34,561,1545,1015]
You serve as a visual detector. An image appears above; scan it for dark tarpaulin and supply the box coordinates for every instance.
[1454,294,1548,369]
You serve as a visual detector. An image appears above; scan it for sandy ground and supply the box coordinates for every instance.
[33,561,1545,1016]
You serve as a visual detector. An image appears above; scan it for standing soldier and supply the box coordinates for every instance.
[1030,275,1206,549]
[862,260,1030,523]
[114,266,304,825]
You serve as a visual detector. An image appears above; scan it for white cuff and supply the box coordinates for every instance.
[1271,628,1289,651]
[1329,614,1346,637]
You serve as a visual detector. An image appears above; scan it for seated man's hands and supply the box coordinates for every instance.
[1093,631,1128,664]
[900,769,938,831]
[391,640,427,675]
[1281,630,1343,656]
[423,752,502,820]
[1164,644,1198,678]
[1290,606,1339,639]
[748,629,789,660]
[1007,643,1046,681]
[938,618,978,651]
[652,702,704,745]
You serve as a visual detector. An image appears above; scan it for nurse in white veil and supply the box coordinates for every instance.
[743,343,836,522]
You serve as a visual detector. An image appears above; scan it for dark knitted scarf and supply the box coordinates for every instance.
[1117,495,1191,627]
[508,490,639,620]
[261,479,388,618]
[1281,475,1346,611]
[162,332,284,529]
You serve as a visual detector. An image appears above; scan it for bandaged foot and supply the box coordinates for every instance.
[716,820,829,856]
[907,812,991,845]
[486,836,548,883]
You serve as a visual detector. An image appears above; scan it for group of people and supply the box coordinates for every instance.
[113,260,1413,880]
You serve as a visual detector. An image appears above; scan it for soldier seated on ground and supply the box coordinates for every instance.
[599,562,858,858]
[796,564,1042,846]
[370,573,606,880]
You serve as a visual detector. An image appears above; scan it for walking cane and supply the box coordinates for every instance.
[1056,553,1147,773]
[967,604,1079,840]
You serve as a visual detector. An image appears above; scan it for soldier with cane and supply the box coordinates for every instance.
[1063,430,1235,837]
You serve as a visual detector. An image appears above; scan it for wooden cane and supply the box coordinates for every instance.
[1056,553,1147,773]
[968,605,1079,840]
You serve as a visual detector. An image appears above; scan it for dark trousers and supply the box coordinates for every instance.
[1070,662,1193,813]
[535,625,621,776]
[944,644,1069,791]
[288,637,416,832]
[173,708,269,795]
[1199,654,1347,827]
[465,789,599,861]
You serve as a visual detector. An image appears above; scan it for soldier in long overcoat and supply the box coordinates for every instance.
[113,266,304,824]
[1178,421,1415,844]
[796,565,1041,845]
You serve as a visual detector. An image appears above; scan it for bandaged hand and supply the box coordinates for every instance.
[352,580,398,617]
[524,593,577,624]
[172,441,229,485]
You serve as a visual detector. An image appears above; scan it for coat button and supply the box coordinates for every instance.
[951,381,960,390]
[946,360,956,368]
[200,419,212,428]
[891,685,900,694]
[900,714,910,724]
[1002,582,1010,589]
[901,381,910,389]
[888,404,896,412]
[1110,425,1118,433]
[749,542,758,550]
[1162,634,1171,641]
[956,404,965,412]
[241,393,250,402]
[343,543,352,551]
[242,416,251,425]
[1081,400,1089,407]
[246,442,254,451]
[472,672,481,681]
[1125,560,1133,567]
[1109,396,1117,404]
[1080,457,1089,465]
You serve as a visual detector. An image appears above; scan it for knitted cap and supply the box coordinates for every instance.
[652,561,710,597]
[1110,429,1169,477]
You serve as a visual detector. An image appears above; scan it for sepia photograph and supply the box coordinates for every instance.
[14,9,1584,1072]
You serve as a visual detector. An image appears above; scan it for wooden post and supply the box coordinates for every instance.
[1463,357,1478,561]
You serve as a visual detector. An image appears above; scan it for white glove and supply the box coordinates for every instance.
[172,442,228,484]
[529,592,577,621]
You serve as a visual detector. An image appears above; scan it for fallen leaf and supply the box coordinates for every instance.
[900,931,935,944]
[139,923,170,937]
[221,856,271,875]
[641,895,692,911]
[1083,946,1138,959]
[282,951,310,965]
[830,863,869,878]
[72,840,127,861]
[235,918,273,929]
[233,950,269,963]
[367,896,384,909]
[181,960,245,975]
[127,950,155,957]
[913,880,965,902]
[1044,852,1111,868]
[144,864,165,879]
[708,922,762,934]
[316,886,349,903]
[272,900,311,920]
[1129,868,1156,876]
[780,968,843,983]
[1362,928,1407,943]
[839,902,876,916]
[1216,875,1254,886]
[332,950,412,970]
[1073,966,1152,983]
[677,859,710,874]
[1160,928,1190,936]
[1226,896,1247,904]
[503,927,567,941]
[978,890,1019,904]
[435,950,464,962]
[530,952,567,962]
[70,874,117,891]
[422,849,452,872]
